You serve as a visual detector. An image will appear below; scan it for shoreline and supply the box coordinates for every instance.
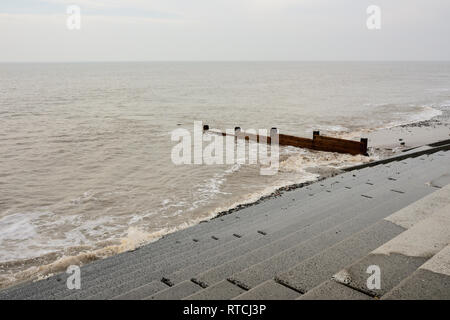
[210,105,450,221]
[0,108,449,290]
[210,138,450,222]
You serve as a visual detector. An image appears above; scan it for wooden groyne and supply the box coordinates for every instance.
[203,125,368,156]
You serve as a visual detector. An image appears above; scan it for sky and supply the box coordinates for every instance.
[0,0,449,62]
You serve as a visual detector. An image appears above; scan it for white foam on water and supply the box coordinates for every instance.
[373,105,442,130]
[307,124,350,133]
[188,163,243,212]
[389,105,442,128]
[0,208,126,263]
[335,104,444,142]
[439,100,450,108]
[0,224,192,288]
[0,212,43,242]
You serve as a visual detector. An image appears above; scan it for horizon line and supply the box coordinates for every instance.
[1,60,450,64]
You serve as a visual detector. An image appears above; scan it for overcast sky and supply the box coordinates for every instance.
[0,0,449,62]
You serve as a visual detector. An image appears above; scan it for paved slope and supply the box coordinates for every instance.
[300,185,450,300]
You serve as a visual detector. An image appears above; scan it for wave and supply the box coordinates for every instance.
[0,225,192,289]
[385,105,442,129]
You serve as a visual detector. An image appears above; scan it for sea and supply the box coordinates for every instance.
[0,62,449,287]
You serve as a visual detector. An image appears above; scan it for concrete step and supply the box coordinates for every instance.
[227,182,435,292]
[296,280,372,300]
[382,245,450,300]
[183,280,246,300]
[152,171,411,280]
[194,181,435,300]
[145,280,202,300]
[191,186,432,299]
[111,281,169,300]
[72,182,374,300]
[103,186,378,299]
[274,220,405,294]
[332,202,450,298]
[162,154,442,262]
[384,184,450,229]
[345,146,450,171]
[24,232,254,300]
[137,198,369,295]
[56,185,366,300]
[233,280,300,300]
[37,180,370,300]
[430,173,450,188]
[190,199,379,290]
[297,186,450,300]
[60,234,261,300]
[57,161,418,299]
[92,168,414,300]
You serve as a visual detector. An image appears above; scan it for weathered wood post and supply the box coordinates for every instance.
[312,130,320,150]
[360,138,368,155]
[270,127,278,144]
[234,127,241,142]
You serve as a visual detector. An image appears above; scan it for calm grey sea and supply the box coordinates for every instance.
[0,62,449,286]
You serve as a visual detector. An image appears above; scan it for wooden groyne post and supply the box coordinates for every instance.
[203,125,368,156]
